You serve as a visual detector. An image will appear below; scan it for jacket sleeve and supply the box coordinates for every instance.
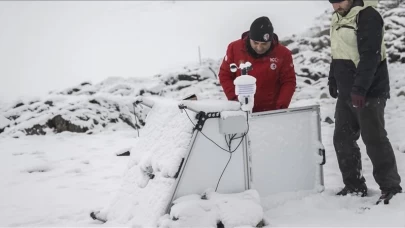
[328,61,336,84]
[218,43,238,101]
[353,7,384,96]
[329,13,337,87]
[276,50,296,109]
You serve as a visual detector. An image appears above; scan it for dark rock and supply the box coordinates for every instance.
[0,125,8,134]
[304,79,312,85]
[139,89,160,96]
[256,220,266,227]
[77,116,90,121]
[280,39,294,46]
[44,101,54,107]
[46,115,89,133]
[119,114,136,129]
[217,221,224,228]
[291,48,299,55]
[397,91,405,97]
[388,52,401,63]
[13,102,24,109]
[9,115,20,121]
[93,119,99,125]
[325,117,334,124]
[201,194,207,200]
[81,82,91,86]
[177,85,191,91]
[320,93,328,99]
[144,166,155,179]
[89,99,101,105]
[165,77,178,86]
[25,124,47,135]
[178,74,201,81]
[27,169,47,173]
[116,151,130,156]
[67,88,80,95]
[317,29,330,37]
[297,68,325,81]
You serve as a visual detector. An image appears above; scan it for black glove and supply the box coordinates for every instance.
[328,80,338,99]
[351,86,367,109]
[351,93,365,108]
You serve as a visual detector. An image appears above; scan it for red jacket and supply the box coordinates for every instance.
[218,32,296,113]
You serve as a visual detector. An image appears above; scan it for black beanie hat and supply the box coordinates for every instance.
[249,16,274,42]
[329,0,344,3]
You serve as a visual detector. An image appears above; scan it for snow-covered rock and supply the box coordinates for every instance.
[0,95,149,137]
[1,2,404,137]
[158,189,264,228]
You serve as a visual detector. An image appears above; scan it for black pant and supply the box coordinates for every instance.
[333,98,402,192]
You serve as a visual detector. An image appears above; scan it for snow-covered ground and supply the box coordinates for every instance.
[0,130,137,226]
[1,65,404,227]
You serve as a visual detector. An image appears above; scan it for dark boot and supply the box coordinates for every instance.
[336,183,368,197]
[376,188,402,205]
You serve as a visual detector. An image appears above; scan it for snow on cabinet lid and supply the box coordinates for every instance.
[179,100,241,113]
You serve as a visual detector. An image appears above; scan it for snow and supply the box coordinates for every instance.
[0,115,10,129]
[234,75,256,86]
[220,111,246,119]
[3,60,405,226]
[2,67,404,226]
[158,190,264,228]
[91,100,196,227]
[179,100,241,113]
[0,131,138,226]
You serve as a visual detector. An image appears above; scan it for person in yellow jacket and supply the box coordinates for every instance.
[328,0,402,204]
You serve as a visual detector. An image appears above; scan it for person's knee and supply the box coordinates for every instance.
[333,127,359,145]
[360,128,389,145]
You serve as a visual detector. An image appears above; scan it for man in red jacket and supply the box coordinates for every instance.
[218,16,296,113]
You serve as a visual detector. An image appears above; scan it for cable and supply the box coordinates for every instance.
[183,109,250,192]
[215,152,233,191]
[215,112,249,191]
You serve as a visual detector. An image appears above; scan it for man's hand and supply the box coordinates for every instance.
[351,93,366,108]
[328,80,338,99]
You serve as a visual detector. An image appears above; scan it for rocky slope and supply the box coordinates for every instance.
[1,1,404,137]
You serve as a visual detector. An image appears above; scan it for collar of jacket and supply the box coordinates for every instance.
[336,0,377,20]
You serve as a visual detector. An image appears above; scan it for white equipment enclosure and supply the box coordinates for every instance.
[248,106,325,196]
[89,99,326,224]
[168,102,325,212]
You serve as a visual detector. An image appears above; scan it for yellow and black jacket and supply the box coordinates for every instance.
[329,0,390,99]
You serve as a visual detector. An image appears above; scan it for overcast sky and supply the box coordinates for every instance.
[0,1,331,102]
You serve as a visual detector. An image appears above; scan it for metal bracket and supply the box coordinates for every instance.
[194,111,220,131]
